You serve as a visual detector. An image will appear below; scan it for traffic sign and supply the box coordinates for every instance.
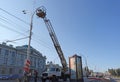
[24,59,31,72]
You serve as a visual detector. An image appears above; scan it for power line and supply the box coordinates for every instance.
[33,34,53,47]
[0,22,28,36]
[0,20,54,51]
[0,8,58,53]
[0,8,30,37]
[0,8,30,26]
[6,36,29,43]
[0,14,29,30]
[0,18,29,34]
[0,14,30,40]
[32,37,53,51]
[0,16,54,50]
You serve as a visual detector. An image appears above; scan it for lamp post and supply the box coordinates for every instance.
[23,9,37,73]
[22,9,39,82]
[23,7,42,60]
[23,10,36,59]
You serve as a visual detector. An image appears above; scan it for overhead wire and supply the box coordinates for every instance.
[0,7,31,40]
[0,7,58,54]
[32,37,54,51]
[32,38,53,51]
[0,18,53,51]
[0,18,29,40]
[0,11,29,41]
[0,22,27,36]
[0,19,54,51]
[0,18,29,36]
[6,36,29,43]
[0,14,29,31]
[33,34,53,48]
[0,8,30,26]
[0,11,29,38]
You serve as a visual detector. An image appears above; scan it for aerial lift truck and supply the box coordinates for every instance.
[36,6,84,82]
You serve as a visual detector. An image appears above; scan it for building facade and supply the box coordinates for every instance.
[0,42,46,76]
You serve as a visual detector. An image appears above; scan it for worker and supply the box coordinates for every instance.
[34,70,38,82]
[23,71,31,82]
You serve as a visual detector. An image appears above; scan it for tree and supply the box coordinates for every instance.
[108,68,120,76]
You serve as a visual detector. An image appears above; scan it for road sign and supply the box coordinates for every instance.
[24,59,31,72]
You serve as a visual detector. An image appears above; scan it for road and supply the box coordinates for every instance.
[0,78,120,82]
[0,79,70,82]
[88,77,120,82]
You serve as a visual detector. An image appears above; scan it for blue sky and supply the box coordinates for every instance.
[0,0,120,72]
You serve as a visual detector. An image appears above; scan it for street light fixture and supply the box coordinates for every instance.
[23,6,46,82]
[23,8,38,72]
[22,9,36,82]
[26,11,35,60]
[23,6,45,60]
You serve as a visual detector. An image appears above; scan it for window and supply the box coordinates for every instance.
[16,54,21,66]
[5,50,9,55]
[56,68,60,72]
[0,48,1,55]
[30,57,34,66]
[9,68,13,74]
[47,68,56,71]
[0,48,2,59]
[1,67,6,74]
[38,60,42,66]
[11,51,16,65]
[20,54,24,66]
[4,58,8,64]
[4,50,9,64]
[34,58,36,67]
[19,69,22,74]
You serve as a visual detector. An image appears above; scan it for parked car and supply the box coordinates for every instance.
[9,74,23,80]
[104,76,112,80]
[0,74,23,80]
[0,75,10,80]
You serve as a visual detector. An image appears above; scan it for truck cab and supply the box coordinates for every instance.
[41,65,62,81]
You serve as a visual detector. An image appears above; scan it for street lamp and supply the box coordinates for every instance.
[22,10,36,60]
[23,6,44,60]
[23,9,37,73]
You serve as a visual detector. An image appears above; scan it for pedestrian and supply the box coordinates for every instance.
[34,70,38,82]
[23,71,28,82]
[23,71,32,82]
[28,71,32,81]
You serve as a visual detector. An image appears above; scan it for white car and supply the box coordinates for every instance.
[104,77,111,80]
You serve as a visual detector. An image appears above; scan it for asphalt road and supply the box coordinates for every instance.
[88,77,120,82]
[0,78,120,82]
[0,79,70,82]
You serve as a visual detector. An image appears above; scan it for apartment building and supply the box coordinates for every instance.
[0,42,46,75]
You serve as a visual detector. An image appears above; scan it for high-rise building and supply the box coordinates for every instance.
[0,42,46,76]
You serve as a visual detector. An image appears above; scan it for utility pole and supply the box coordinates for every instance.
[22,8,41,82]
[23,9,36,73]
[27,12,34,60]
